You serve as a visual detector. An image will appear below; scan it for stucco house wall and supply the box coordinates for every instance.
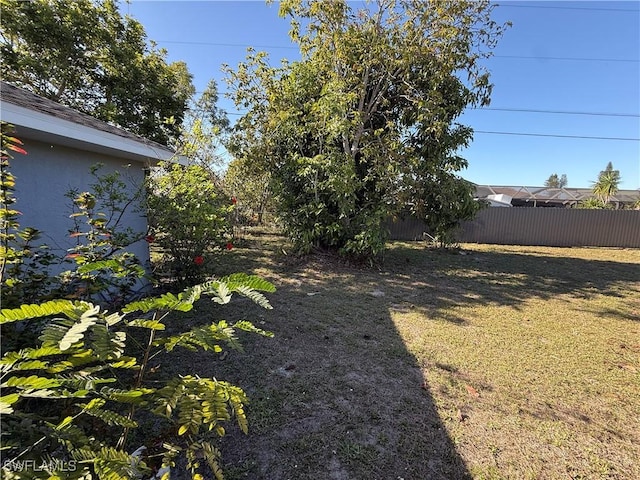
[11,139,149,274]
[1,81,180,282]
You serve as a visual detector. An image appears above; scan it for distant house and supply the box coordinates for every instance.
[475,185,639,209]
[0,81,178,277]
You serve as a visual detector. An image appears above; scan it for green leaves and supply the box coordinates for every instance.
[0,299,86,323]
[159,319,272,354]
[123,273,276,314]
[0,393,20,414]
[202,273,276,309]
[154,376,249,438]
[59,304,101,350]
[146,162,233,287]
[1,0,193,145]
[123,291,199,314]
[1,272,275,478]
[226,0,508,259]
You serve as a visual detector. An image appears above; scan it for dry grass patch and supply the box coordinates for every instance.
[160,237,639,479]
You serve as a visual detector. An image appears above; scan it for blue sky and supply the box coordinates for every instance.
[125,0,640,189]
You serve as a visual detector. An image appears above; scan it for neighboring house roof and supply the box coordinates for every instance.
[475,185,639,206]
[0,81,180,164]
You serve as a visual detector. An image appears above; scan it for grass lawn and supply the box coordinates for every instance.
[159,236,640,479]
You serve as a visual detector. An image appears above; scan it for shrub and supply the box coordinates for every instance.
[0,274,275,479]
[146,162,233,287]
[59,167,148,308]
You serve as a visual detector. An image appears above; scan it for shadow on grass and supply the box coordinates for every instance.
[160,240,638,479]
[381,244,640,323]
[163,241,473,479]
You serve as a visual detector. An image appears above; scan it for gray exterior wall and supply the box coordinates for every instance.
[388,209,640,248]
[11,138,150,275]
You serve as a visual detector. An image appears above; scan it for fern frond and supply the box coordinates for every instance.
[105,311,125,327]
[122,290,197,314]
[201,441,224,480]
[57,374,116,391]
[158,320,241,353]
[204,281,232,305]
[47,350,99,374]
[3,375,61,390]
[90,324,126,361]
[233,320,274,338]
[72,446,100,462]
[79,401,138,428]
[77,259,145,279]
[0,358,49,374]
[59,304,101,350]
[25,346,65,359]
[126,319,166,330]
[107,356,138,369]
[220,273,276,292]
[39,318,76,347]
[226,384,249,434]
[200,274,275,308]
[234,285,273,309]
[0,393,19,414]
[154,376,248,441]
[100,387,153,404]
[94,446,149,480]
[0,300,89,323]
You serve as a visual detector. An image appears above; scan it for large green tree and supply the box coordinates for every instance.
[226,0,508,257]
[0,0,194,145]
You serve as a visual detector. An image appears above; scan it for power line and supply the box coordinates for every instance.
[157,40,297,50]
[224,108,639,118]
[493,54,638,63]
[475,107,640,117]
[208,113,640,141]
[495,3,640,12]
[156,40,639,63]
[474,130,640,141]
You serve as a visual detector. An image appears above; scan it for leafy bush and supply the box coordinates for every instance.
[1,125,276,479]
[576,197,611,210]
[0,274,275,479]
[59,165,148,308]
[146,162,234,287]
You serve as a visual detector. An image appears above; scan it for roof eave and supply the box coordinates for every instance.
[2,102,186,165]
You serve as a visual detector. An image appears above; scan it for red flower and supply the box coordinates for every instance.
[231,196,237,205]
[193,255,204,266]
[225,242,233,251]
[145,234,155,243]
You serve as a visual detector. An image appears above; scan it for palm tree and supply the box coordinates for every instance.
[592,163,621,206]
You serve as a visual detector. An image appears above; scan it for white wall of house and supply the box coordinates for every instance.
[11,137,150,277]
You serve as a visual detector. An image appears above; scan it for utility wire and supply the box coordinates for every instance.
[155,40,639,63]
[225,109,639,118]
[474,131,640,141]
[156,40,297,50]
[218,113,640,141]
[492,54,638,63]
[474,107,640,117]
[495,3,640,12]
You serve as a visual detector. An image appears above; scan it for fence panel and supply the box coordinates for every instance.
[388,209,640,248]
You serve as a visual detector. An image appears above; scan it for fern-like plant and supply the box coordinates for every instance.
[0,273,275,479]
